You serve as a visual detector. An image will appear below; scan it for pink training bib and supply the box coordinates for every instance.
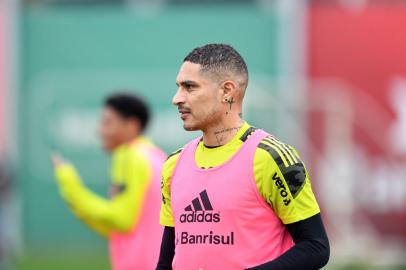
[170,129,294,270]
[110,144,166,270]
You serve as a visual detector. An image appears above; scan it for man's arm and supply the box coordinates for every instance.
[156,150,182,269]
[53,150,150,235]
[70,207,111,238]
[156,226,175,270]
[246,213,330,270]
[253,139,330,269]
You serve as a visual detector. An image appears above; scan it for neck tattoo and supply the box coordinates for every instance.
[213,125,242,146]
[227,97,235,111]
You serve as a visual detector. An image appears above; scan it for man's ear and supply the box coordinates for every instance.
[127,117,141,134]
[221,80,237,102]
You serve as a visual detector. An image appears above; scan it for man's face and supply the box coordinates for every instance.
[98,106,133,152]
[173,61,223,131]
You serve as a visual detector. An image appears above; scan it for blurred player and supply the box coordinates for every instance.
[52,93,166,270]
[156,44,330,270]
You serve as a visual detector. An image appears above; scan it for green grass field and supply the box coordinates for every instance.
[16,250,109,270]
[13,251,406,270]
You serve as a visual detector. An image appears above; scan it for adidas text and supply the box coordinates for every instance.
[180,211,220,223]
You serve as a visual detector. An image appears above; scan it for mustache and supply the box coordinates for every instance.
[178,106,192,113]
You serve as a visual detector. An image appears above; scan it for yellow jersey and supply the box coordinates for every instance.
[160,123,320,226]
[55,136,154,237]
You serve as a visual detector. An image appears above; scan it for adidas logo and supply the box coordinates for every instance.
[184,190,213,211]
[180,190,220,223]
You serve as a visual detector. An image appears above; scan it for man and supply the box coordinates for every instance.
[156,44,330,270]
[52,93,166,270]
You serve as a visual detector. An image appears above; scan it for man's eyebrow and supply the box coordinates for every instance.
[176,80,198,87]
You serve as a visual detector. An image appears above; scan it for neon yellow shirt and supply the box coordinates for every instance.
[54,137,153,238]
[160,123,320,226]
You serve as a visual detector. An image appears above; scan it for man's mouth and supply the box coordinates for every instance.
[178,108,191,120]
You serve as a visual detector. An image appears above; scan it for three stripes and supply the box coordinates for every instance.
[184,190,213,212]
[262,136,300,167]
[239,127,301,168]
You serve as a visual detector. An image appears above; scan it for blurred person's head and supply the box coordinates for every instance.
[99,93,150,152]
[173,43,248,132]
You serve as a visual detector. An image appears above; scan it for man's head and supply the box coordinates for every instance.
[99,93,150,152]
[173,44,248,131]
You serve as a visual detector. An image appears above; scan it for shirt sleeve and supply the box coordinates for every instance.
[156,226,176,269]
[70,206,111,238]
[159,150,181,227]
[254,139,320,224]
[245,213,330,270]
[54,147,151,234]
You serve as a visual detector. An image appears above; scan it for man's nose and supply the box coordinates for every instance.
[172,88,185,106]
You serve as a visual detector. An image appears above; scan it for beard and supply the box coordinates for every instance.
[183,120,200,131]
[182,109,221,132]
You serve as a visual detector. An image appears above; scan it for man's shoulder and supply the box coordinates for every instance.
[162,148,183,180]
[255,134,302,166]
[166,147,183,162]
[254,134,308,198]
[111,144,154,177]
[163,135,203,169]
[239,126,259,142]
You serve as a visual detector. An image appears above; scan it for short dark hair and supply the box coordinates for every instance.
[184,44,248,88]
[104,93,150,131]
